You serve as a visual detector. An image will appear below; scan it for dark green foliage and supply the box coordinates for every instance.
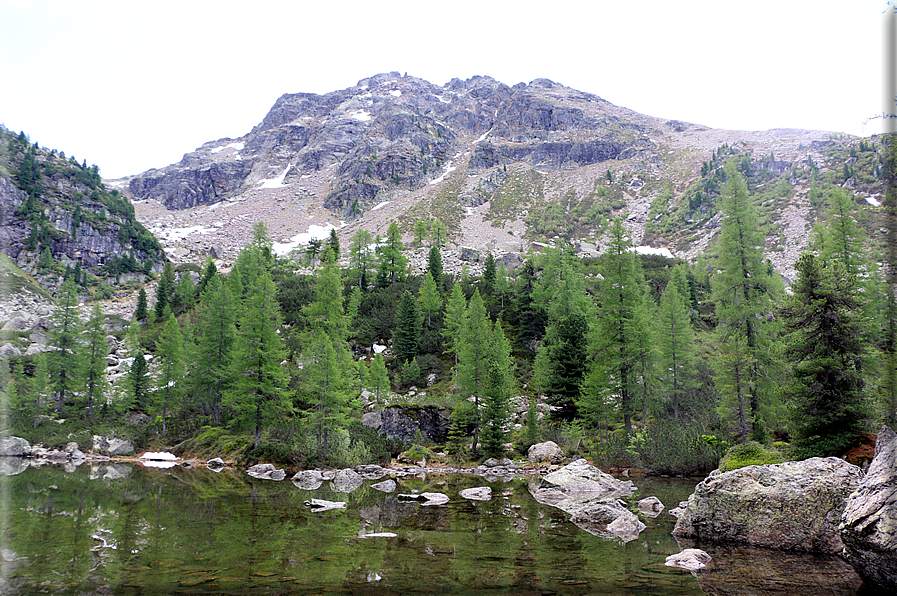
[427,245,443,288]
[482,253,496,294]
[134,288,148,321]
[780,253,870,457]
[545,313,588,421]
[628,422,729,476]
[393,290,420,362]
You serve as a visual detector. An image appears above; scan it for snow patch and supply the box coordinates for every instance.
[635,246,675,259]
[371,201,390,211]
[350,110,372,122]
[389,89,402,97]
[475,129,492,144]
[866,196,881,207]
[140,460,178,469]
[259,165,292,189]
[438,95,451,104]
[272,224,340,256]
[429,163,457,186]
[140,452,178,461]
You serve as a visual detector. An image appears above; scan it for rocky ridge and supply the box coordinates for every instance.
[119,72,878,284]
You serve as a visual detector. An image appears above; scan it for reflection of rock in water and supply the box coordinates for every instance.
[0,458,28,476]
[691,544,862,596]
[88,464,132,481]
[358,495,450,530]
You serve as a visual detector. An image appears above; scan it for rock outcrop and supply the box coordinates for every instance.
[840,425,897,591]
[673,457,863,553]
[363,405,451,443]
[0,436,31,457]
[92,435,135,457]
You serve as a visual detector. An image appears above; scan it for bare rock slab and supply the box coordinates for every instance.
[840,425,897,591]
[673,457,862,553]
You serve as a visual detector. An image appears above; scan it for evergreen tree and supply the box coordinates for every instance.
[368,353,390,406]
[83,304,109,419]
[426,245,443,289]
[417,272,442,329]
[154,261,175,318]
[134,288,148,321]
[457,290,493,451]
[328,228,341,260]
[480,321,514,456]
[155,312,185,437]
[657,279,695,421]
[378,221,407,284]
[48,279,82,415]
[192,273,237,425]
[413,220,428,247]
[712,161,779,440]
[171,271,195,315]
[714,332,755,443]
[585,219,645,434]
[482,253,496,294]
[393,290,420,362]
[545,313,589,421]
[227,270,290,448]
[442,283,467,365]
[129,349,150,412]
[430,219,448,247]
[348,229,375,290]
[780,254,870,456]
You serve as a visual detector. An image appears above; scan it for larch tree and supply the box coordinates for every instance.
[48,279,82,415]
[418,272,443,329]
[377,221,407,285]
[712,160,779,440]
[155,312,185,437]
[456,289,493,452]
[83,304,109,419]
[191,273,237,425]
[657,279,695,422]
[227,270,290,448]
[442,283,467,365]
[349,229,375,290]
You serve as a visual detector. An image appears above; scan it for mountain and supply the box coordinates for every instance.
[0,126,167,303]
[123,72,885,280]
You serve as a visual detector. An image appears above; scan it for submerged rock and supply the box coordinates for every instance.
[665,548,712,571]
[459,486,492,501]
[673,457,862,553]
[840,425,897,591]
[569,501,646,542]
[397,492,450,506]
[247,463,286,481]
[637,496,665,517]
[304,499,347,512]
[370,479,397,493]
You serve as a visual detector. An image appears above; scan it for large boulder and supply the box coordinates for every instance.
[840,425,897,591]
[364,405,451,443]
[246,463,286,481]
[92,435,134,456]
[673,457,862,553]
[330,468,363,493]
[291,469,324,490]
[569,501,646,542]
[528,441,564,465]
[0,436,30,457]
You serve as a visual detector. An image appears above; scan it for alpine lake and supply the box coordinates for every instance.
[0,461,866,595]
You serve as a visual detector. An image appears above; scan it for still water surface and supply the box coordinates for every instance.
[0,462,864,595]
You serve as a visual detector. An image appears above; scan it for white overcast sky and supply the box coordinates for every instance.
[0,0,891,179]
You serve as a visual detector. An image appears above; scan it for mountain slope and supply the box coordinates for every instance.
[123,72,886,280]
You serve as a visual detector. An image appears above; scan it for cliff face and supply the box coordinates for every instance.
[0,127,166,291]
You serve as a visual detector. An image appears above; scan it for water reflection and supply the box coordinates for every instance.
[0,465,867,595]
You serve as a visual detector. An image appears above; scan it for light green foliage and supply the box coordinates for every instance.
[657,279,695,421]
[83,304,109,419]
[367,353,390,406]
[417,272,442,328]
[714,331,756,443]
[413,220,428,247]
[155,312,185,437]
[442,283,467,364]
[456,290,493,450]
[227,270,289,448]
[718,441,784,472]
[191,273,236,425]
[377,222,407,285]
[48,279,82,415]
[349,229,375,289]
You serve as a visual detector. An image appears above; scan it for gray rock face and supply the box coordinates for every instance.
[129,160,254,210]
[528,441,564,465]
[840,425,897,591]
[364,405,451,443]
[0,436,30,457]
[91,435,134,457]
[673,457,863,553]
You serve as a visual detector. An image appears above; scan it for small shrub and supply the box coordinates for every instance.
[718,441,785,472]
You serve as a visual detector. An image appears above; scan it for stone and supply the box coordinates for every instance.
[673,457,862,553]
[291,469,324,490]
[206,457,225,469]
[539,459,636,500]
[528,441,564,465]
[371,479,397,493]
[246,463,285,480]
[0,458,28,476]
[665,549,712,571]
[397,492,450,506]
[0,343,22,359]
[568,501,646,543]
[330,468,363,493]
[91,435,134,456]
[364,405,451,443]
[459,487,492,501]
[0,436,30,457]
[637,496,665,517]
[840,425,897,591]
[355,464,388,480]
[304,499,347,512]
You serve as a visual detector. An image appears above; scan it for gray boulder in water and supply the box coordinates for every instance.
[673,457,862,553]
[0,436,30,457]
[840,425,897,591]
